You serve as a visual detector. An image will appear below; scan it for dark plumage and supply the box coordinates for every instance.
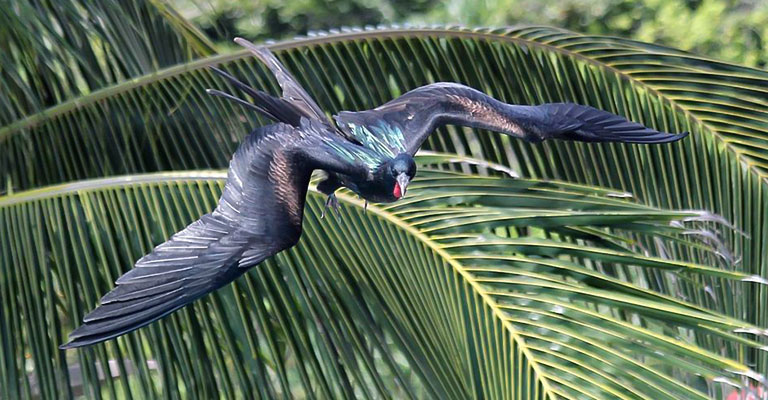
[61,38,688,349]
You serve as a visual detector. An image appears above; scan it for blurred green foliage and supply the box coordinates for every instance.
[167,0,436,48]
[168,0,767,68]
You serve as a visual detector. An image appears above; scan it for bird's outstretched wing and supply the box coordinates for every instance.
[61,122,376,349]
[234,37,328,122]
[334,82,688,156]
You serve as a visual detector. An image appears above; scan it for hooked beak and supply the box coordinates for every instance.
[395,173,410,199]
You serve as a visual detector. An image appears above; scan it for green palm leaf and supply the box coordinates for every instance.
[1,157,764,399]
[3,12,768,399]
[1,27,765,302]
[0,0,215,126]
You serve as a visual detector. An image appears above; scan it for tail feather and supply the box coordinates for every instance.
[207,66,303,126]
[233,38,328,122]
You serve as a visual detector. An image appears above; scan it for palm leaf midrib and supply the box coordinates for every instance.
[339,184,562,398]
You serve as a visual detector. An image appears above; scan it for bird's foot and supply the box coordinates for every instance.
[321,193,340,218]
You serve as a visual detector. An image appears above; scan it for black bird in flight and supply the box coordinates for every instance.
[61,37,688,349]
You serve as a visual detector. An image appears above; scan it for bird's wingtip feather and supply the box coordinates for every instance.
[541,103,691,144]
[59,329,89,349]
[651,130,689,144]
[59,341,77,350]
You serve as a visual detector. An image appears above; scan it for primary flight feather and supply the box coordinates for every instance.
[61,38,688,349]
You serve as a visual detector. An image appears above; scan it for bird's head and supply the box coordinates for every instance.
[383,153,416,200]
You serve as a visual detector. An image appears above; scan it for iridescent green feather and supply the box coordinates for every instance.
[346,122,406,157]
[320,136,383,170]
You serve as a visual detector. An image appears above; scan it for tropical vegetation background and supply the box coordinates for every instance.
[2,0,768,399]
[170,0,768,68]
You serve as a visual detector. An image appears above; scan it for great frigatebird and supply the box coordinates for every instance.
[61,38,687,349]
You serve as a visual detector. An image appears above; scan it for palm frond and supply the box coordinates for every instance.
[1,28,765,305]
[0,0,215,126]
[0,156,764,399]
[3,23,768,399]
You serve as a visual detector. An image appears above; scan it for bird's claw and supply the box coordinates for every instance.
[321,193,340,218]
